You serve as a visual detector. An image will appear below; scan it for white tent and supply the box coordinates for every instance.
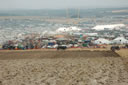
[113,37,128,44]
[84,33,98,36]
[94,38,111,44]
[92,24,125,31]
[56,26,81,33]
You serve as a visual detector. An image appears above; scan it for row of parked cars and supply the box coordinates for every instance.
[111,44,128,51]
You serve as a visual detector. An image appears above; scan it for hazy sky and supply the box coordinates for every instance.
[0,0,128,10]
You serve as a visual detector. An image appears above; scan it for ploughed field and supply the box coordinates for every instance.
[0,50,128,85]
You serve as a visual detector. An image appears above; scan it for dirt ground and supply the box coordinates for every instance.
[116,49,128,58]
[0,50,128,85]
[116,49,128,80]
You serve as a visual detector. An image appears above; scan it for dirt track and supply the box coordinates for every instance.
[0,50,120,59]
[0,50,128,85]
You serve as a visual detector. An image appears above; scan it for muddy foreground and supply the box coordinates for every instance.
[0,50,128,85]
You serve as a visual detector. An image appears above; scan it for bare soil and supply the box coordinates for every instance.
[0,50,128,85]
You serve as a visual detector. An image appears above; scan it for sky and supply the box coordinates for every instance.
[0,0,128,10]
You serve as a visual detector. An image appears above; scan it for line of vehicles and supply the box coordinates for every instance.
[111,44,128,51]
